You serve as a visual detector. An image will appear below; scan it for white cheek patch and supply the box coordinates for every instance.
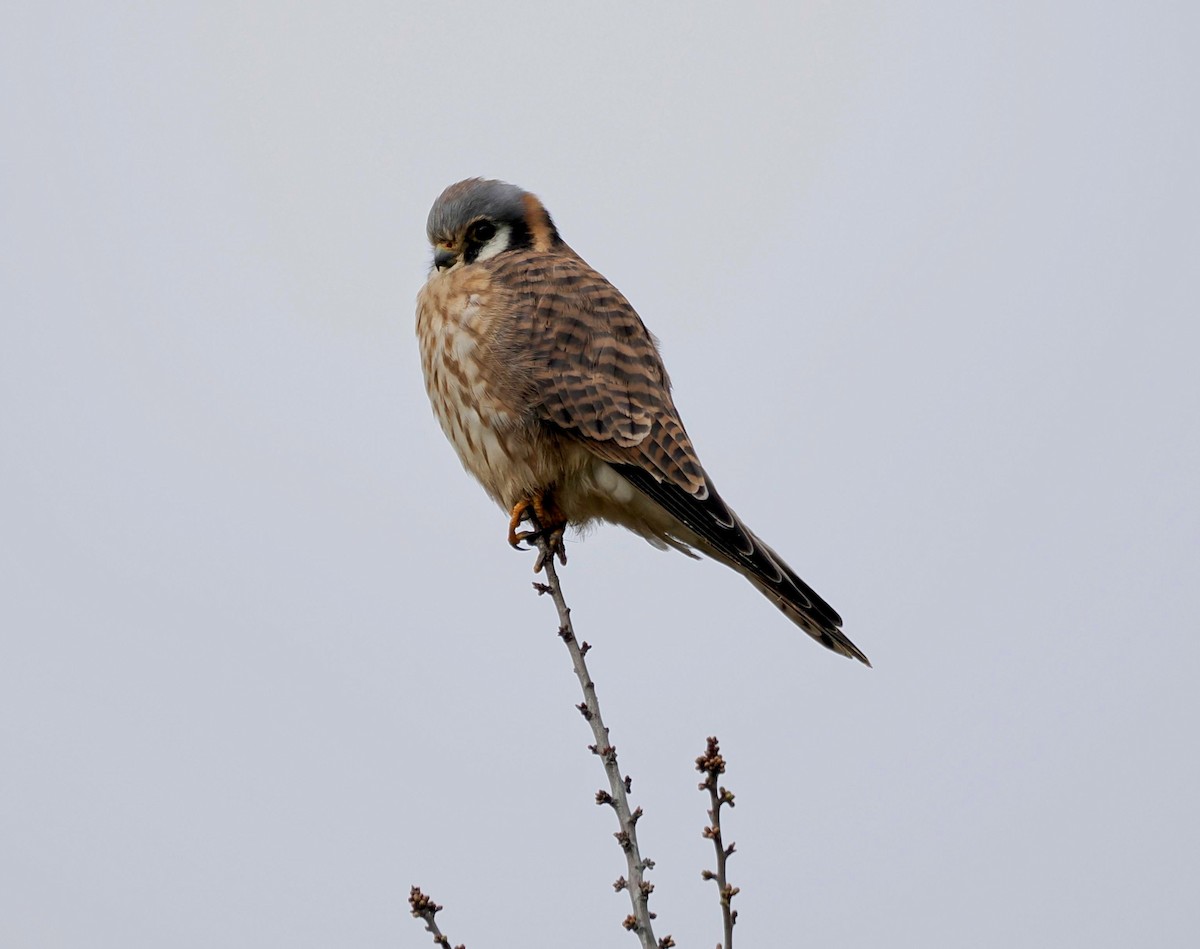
[472,223,512,262]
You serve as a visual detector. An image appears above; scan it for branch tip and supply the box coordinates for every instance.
[696,736,739,949]
[408,886,463,949]
[408,886,442,918]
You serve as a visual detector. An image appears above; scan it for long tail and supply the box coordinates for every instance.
[610,463,870,666]
[739,532,871,666]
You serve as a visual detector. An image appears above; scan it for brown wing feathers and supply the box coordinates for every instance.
[493,246,868,664]
[509,253,706,492]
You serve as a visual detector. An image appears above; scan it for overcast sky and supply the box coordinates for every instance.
[2,3,1197,947]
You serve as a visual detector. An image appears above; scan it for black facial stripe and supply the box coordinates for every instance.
[506,218,532,251]
[462,218,533,265]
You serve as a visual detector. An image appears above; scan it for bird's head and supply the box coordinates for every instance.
[425,178,561,273]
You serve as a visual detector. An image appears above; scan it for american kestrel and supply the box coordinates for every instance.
[416,179,869,665]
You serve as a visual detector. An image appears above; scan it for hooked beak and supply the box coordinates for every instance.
[433,246,458,271]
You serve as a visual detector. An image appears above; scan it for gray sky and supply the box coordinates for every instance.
[2,2,1197,946]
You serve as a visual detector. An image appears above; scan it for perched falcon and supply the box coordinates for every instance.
[416,178,869,665]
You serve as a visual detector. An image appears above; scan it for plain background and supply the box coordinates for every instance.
[2,2,1197,946]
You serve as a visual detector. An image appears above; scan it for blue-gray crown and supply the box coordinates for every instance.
[426,178,529,242]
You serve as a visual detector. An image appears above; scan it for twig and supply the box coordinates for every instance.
[531,532,673,949]
[697,737,739,949]
[408,886,465,949]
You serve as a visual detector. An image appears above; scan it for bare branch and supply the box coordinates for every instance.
[697,737,740,949]
[408,886,465,949]
[531,532,668,949]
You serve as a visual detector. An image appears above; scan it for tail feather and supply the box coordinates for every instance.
[743,536,870,666]
[609,462,870,665]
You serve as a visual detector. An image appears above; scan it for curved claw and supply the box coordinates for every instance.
[508,500,534,549]
[508,493,568,569]
[510,529,538,548]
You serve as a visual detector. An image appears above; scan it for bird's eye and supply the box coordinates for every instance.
[470,221,497,243]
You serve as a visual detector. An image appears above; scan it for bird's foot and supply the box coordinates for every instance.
[508,492,568,573]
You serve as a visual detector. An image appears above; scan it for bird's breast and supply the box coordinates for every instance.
[416,271,545,507]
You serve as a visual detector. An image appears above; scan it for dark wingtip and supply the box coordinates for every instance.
[607,461,871,666]
[846,641,873,668]
[822,628,872,667]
